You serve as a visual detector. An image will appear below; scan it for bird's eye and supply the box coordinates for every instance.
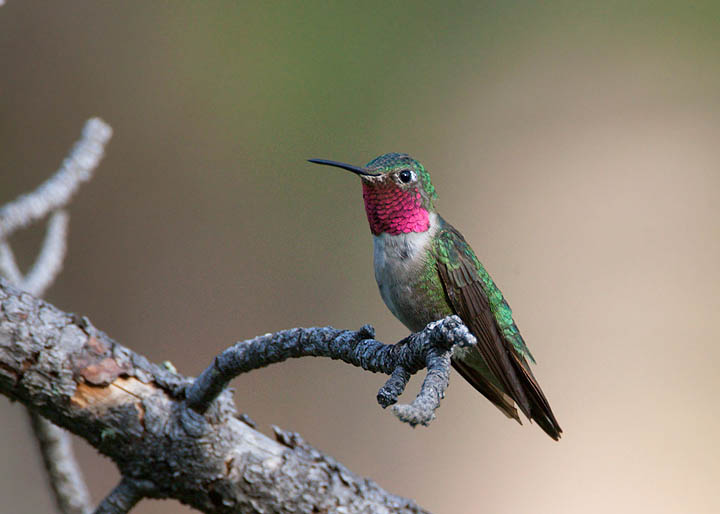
[398,169,414,183]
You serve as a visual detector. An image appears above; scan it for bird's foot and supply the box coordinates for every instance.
[427,315,476,350]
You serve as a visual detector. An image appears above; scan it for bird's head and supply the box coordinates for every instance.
[308,153,438,235]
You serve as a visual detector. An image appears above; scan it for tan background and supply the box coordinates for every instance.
[2,1,719,513]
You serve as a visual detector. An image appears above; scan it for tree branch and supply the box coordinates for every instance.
[93,478,154,514]
[28,411,92,514]
[22,210,69,297]
[187,317,475,426]
[0,115,477,511]
[0,242,22,284]
[0,117,112,241]
[0,279,440,513]
[0,117,112,514]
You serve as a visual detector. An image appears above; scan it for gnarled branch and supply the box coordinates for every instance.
[0,279,481,512]
[0,116,478,512]
[1,117,112,514]
[187,317,476,426]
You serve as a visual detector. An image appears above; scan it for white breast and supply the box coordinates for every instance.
[372,213,439,329]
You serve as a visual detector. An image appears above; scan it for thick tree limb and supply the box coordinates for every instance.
[16,209,90,514]
[0,279,449,513]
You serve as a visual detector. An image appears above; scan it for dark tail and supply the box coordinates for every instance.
[509,352,563,440]
[452,346,562,440]
[452,357,521,422]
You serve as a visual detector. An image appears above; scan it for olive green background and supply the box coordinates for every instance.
[2,2,719,513]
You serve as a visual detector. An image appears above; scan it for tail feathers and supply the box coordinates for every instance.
[451,358,521,423]
[509,352,563,440]
[452,347,562,440]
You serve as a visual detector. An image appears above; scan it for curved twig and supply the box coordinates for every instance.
[187,316,476,426]
[22,210,69,297]
[0,118,111,241]
[0,242,22,284]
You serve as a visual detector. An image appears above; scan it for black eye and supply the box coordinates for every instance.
[399,170,413,183]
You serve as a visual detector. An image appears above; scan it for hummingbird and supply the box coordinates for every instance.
[308,153,562,440]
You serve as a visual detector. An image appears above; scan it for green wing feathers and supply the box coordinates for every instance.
[435,226,532,361]
[433,220,562,440]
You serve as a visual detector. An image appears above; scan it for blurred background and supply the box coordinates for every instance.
[1,1,719,513]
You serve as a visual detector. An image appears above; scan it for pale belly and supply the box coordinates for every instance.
[372,221,452,332]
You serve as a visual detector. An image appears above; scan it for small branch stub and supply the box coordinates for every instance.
[93,478,154,514]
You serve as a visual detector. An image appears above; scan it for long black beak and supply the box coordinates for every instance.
[307,158,380,177]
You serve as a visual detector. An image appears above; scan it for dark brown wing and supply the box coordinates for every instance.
[434,224,562,440]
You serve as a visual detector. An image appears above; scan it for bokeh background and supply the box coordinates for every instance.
[2,1,719,513]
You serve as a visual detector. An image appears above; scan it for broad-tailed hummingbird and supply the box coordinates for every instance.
[309,153,561,440]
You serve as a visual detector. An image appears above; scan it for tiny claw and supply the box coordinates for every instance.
[445,315,462,328]
[458,331,477,347]
[451,323,476,347]
[432,315,476,348]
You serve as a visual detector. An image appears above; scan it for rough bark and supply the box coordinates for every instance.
[0,280,429,513]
